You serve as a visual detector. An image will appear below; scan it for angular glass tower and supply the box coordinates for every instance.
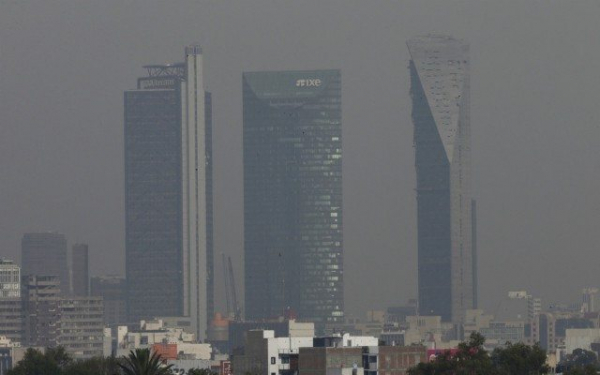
[243,70,343,327]
[124,46,213,339]
[407,35,476,323]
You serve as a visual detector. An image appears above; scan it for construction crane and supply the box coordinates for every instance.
[222,254,231,318]
[222,254,242,321]
[228,256,242,321]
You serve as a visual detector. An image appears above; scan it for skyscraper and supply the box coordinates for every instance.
[23,275,61,347]
[71,243,89,296]
[243,70,343,327]
[21,232,69,295]
[124,45,213,339]
[407,35,476,323]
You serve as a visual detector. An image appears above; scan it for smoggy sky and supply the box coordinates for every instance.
[1,0,599,318]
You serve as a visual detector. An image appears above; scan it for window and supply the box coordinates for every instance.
[271,357,276,365]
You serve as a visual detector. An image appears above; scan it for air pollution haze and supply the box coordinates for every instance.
[1,0,600,319]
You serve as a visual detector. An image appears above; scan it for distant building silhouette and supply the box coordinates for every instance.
[71,243,89,296]
[124,45,213,339]
[21,232,69,295]
[243,70,344,328]
[407,34,476,323]
[91,275,126,328]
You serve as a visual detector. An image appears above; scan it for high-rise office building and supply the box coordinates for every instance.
[22,275,61,347]
[71,244,89,296]
[124,45,213,339]
[21,232,69,295]
[407,35,476,323]
[243,70,343,327]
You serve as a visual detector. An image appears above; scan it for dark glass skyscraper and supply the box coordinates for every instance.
[243,70,343,327]
[407,35,476,323]
[71,243,89,296]
[124,46,213,339]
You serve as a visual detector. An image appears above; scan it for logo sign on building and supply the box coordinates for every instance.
[296,79,322,87]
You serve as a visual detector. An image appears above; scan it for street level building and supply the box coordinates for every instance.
[299,347,363,375]
[300,345,426,375]
[115,319,211,359]
[243,70,343,328]
[407,35,476,323]
[231,330,314,375]
[124,45,213,339]
[527,312,594,353]
[232,329,419,375]
[229,319,314,355]
[21,233,69,295]
[0,336,19,375]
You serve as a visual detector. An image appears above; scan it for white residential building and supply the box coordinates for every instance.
[116,320,211,360]
[565,328,600,354]
[232,330,378,375]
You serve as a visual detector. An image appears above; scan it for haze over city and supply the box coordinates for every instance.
[2,0,600,321]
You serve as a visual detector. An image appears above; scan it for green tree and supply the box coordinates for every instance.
[63,356,121,375]
[46,347,73,369]
[7,347,72,375]
[118,349,173,375]
[564,364,598,375]
[408,333,497,375]
[187,369,215,375]
[407,349,456,375]
[558,348,599,374]
[491,342,549,375]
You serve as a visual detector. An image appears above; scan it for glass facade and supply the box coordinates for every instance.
[125,77,184,322]
[408,35,475,323]
[124,51,213,337]
[243,70,343,327]
[71,243,89,297]
[205,92,214,328]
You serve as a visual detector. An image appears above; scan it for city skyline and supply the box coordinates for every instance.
[2,1,600,318]
[4,4,600,373]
